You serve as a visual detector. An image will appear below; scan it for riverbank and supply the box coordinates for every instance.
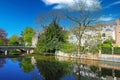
[56,51,120,62]
[1,52,120,63]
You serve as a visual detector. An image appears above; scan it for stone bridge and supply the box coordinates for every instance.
[0,46,35,55]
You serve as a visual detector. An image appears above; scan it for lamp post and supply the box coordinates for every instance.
[112,43,114,55]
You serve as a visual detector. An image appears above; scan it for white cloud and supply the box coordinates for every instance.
[42,0,101,10]
[104,1,120,9]
[98,16,114,22]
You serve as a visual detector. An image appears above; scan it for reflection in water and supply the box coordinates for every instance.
[36,57,70,80]
[0,58,6,68]
[0,56,120,80]
[31,56,37,65]
[55,57,120,80]
[20,58,34,73]
[0,58,41,80]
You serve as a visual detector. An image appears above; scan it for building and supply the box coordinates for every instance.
[68,19,120,46]
[32,34,38,47]
[115,18,120,46]
[101,22,116,42]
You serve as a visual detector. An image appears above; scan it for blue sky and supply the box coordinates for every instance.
[0,0,120,38]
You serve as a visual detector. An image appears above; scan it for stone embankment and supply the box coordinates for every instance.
[56,51,120,62]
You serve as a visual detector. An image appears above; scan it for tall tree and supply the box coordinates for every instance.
[35,20,67,54]
[35,10,64,34]
[22,27,35,46]
[64,0,101,55]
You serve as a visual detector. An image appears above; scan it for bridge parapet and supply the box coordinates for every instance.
[0,46,35,55]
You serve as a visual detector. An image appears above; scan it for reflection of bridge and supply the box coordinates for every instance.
[0,46,35,55]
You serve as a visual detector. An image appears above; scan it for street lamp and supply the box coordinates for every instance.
[111,43,114,55]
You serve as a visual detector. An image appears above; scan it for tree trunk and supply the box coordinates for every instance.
[77,37,81,58]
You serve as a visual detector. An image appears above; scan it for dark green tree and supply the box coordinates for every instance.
[35,20,67,54]
[22,27,35,46]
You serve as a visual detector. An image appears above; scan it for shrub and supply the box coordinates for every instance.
[61,42,77,54]
[101,47,112,54]
[114,47,120,55]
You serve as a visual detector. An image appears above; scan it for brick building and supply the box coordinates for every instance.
[115,18,120,46]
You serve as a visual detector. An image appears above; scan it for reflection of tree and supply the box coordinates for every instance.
[36,60,69,80]
[20,58,34,73]
[72,63,100,80]
[0,58,6,68]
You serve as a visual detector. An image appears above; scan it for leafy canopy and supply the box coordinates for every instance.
[22,27,35,46]
[9,35,19,45]
[35,20,67,54]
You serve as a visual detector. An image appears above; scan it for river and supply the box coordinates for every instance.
[0,55,120,80]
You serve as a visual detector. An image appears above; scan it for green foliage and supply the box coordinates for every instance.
[101,39,115,54]
[103,39,114,46]
[36,57,70,80]
[35,20,67,54]
[9,35,19,46]
[0,38,3,45]
[102,33,105,37]
[114,47,120,55]
[61,42,77,53]
[101,47,112,54]
[9,50,21,55]
[20,58,34,73]
[18,37,24,46]
[101,46,120,55]
[89,46,100,54]
[102,44,111,47]
[22,27,35,46]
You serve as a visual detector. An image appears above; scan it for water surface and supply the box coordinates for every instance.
[0,56,120,80]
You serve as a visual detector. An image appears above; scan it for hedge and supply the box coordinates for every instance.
[102,47,120,55]
[101,47,112,54]
[114,47,120,54]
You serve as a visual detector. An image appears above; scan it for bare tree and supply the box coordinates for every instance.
[35,10,65,33]
[83,24,103,54]
[64,0,101,55]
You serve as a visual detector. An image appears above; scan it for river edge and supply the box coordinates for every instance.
[56,51,120,62]
[0,52,120,63]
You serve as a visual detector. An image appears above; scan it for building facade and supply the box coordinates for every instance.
[68,19,120,46]
[101,22,116,41]
[32,34,38,47]
[115,19,120,46]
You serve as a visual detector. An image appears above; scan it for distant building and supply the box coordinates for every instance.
[68,26,102,46]
[32,34,38,47]
[115,18,120,46]
[68,19,120,46]
[101,22,116,41]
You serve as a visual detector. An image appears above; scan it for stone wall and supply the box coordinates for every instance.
[56,51,120,62]
[99,54,120,62]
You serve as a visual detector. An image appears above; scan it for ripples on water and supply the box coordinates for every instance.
[0,56,120,80]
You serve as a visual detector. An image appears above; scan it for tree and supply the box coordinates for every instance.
[0,28,7,45]
[64,0,101,55]
[80,24,103,54]
[35,10,64,34]
[9,35,19,46]
[22,27,35,46]
[18,37,24,46]
[35,20,67,54]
